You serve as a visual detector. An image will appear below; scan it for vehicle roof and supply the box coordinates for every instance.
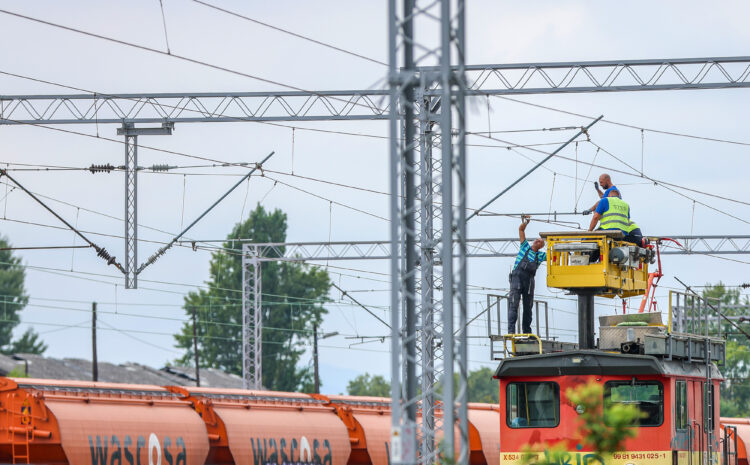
[494,350,722,378]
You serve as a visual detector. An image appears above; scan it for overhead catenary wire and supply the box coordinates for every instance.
[588,140,750,226]
[137,151,275,273]
[2,66,748,213]
[157,0,172,54]
[191,0,387,67]
[0,245,91,251]
[1,22,748,356]
[0,10,388,117]
[330,281,390,328]
[469,131,750,208]
[495,94,750,148]
[467,115,604,221]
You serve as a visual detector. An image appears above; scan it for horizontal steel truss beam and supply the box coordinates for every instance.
[236,235,750,262]
[2,57,749,125]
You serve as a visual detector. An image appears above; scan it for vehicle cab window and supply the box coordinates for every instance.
[506,382,559,428]
[675,380,687,430]
[605,380,663,427]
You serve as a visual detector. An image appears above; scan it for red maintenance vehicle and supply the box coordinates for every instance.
[493,231,745,465]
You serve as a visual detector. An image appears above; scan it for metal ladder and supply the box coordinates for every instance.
[6,396,31,464]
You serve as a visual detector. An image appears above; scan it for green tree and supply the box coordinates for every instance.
[467,367,499,403]
[174,206,331,392]
[702,282,740,306]
[721,340,750,416]
[347,373,391,397]
[6,328,47,354]
[700,282,750,417]
[347,367,500,402]
[0,236,37,354]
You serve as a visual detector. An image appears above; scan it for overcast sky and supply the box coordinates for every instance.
[0,0,749,394]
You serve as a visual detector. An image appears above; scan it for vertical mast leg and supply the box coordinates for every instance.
[124,124,138,289]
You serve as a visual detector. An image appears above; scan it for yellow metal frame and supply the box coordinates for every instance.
[503,333,542,356]
[544,232,650,298]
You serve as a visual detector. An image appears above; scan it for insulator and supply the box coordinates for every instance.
[95,246,117,265]
[89,164,115,174]
[149,164,175,172]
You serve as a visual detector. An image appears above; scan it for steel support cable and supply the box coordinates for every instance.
[494,95,750,148]
[467,116,603,221]
[192,0,387,67]
[0,10,388,116]
[0,169,125,272]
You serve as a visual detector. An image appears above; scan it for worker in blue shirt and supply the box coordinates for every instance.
[588,189,645,246]
[583,173,619,214]
[508,216,547,335]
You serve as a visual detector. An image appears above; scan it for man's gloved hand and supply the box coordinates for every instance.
[582,209,592,215]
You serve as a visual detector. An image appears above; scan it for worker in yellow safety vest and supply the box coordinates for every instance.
[587,189,645,246]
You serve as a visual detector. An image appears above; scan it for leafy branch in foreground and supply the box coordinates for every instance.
[521,381,642,465]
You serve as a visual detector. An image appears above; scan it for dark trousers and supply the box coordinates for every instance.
[623,228,644,246]
[508,271,535,334]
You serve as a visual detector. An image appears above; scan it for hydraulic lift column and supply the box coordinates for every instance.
[577,291,596,349]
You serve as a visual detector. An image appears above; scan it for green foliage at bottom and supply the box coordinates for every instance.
[521,381,641,465]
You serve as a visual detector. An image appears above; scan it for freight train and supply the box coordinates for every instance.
[0,377,502,465]
[0,375,747,465]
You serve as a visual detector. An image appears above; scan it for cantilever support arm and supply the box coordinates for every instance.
[467,115,603,221]
[0,169,125,273]
[331,281,390,328]
[137,151,276,274]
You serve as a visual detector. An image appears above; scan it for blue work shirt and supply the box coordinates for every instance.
[602,186,620,198]
[513,240,547,271]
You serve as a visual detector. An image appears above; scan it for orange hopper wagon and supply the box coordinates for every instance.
[722,418,750,465]
[166,386,353,465]
[0,378,210,464]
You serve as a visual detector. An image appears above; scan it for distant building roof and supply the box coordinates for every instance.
[0,353,242,389]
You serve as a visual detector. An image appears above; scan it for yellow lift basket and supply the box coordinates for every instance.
[541,230,653,298]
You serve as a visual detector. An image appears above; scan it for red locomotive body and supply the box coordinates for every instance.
[495,351,726,465]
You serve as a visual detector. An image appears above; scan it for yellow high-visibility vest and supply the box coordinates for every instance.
[600,197,639,233]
